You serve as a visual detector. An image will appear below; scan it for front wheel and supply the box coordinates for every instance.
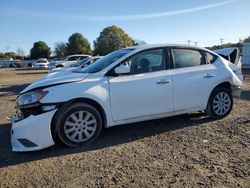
[206,87,233,119]
[56,103,102,147]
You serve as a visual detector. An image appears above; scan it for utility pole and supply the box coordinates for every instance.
[220,38,224,46]
[187,40,192,45]
[239,38,243,52]
[194,41,198,46]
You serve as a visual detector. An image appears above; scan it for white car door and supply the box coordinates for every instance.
[171,48,217,111]
[108,48,174,121]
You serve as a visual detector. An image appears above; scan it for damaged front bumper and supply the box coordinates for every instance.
[11,109,57,152]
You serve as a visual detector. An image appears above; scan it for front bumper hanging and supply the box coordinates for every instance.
[11,109,57,152]
[231,85,242,98]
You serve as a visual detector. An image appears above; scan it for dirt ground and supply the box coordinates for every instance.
[0,68,249,187]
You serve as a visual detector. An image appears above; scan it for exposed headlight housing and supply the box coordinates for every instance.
[17,90,48,108]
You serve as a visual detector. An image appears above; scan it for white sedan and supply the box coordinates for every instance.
[48,56,103,74]
[11,44,243,152]
[34,58,49,69]
[48,54,90,70]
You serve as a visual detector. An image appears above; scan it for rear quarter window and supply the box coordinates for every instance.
[205,52,218,64]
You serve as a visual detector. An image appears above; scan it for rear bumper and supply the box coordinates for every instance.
[11,109,57,152]
[231,85,242,98]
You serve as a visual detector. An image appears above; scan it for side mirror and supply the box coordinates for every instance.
[114,64,130,75]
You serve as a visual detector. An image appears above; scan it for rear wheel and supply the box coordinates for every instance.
[206,87,233,119]
[56,103,102,147]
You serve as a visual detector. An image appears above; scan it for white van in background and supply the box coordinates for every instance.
[214,47,241,68]
[49,54,91,70]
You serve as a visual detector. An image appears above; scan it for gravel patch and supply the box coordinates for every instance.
[0,68,249,187]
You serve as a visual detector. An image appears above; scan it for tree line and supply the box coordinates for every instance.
[207,36,250,51]
[1,25,249,60]
[0,25,146,60]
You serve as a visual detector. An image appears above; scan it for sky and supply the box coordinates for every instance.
[0,0,250,55]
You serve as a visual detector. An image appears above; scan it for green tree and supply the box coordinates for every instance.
[207,43,240,51]
[54,42,67,58]
[67,33,92,55]
[5,52,17,59]
[93,25,133,55]
[30,41,51,59]
[0,52,6,59]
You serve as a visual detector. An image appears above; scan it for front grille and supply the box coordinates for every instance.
[20,106,43,118]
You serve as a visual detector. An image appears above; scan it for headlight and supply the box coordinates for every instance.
[17,90,48,107]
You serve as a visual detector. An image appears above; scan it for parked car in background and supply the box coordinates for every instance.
[11,44,243,152]
[49,54,91,70]
[14,60,24,68]
[214,47,241,68]
[34,58,49,69]
[27,61,36,67]
[48,56,103,74]
[9,62,16,68]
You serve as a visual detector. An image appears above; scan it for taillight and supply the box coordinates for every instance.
[243,74,246,81]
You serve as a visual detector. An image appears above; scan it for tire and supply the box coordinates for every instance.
[55,103,102,147]
[206,87,233,119]
[56,65,63,68]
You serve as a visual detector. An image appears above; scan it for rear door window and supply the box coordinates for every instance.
[172,48,206,68]
[68,56,80,61]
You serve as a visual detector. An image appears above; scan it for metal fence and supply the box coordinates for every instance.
[0,60,35,68]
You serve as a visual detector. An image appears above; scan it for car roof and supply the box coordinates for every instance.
[124,44,209,51]
[67,54,90,57]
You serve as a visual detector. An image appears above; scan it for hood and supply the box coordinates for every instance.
[48,67,79,74]
[49,60,64,65]
[54,60,64,64]
[21,71,89,94]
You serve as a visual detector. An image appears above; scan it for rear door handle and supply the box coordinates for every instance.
[203,73,215,78]
[156,79,171,84]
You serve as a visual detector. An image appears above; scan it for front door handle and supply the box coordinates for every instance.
[203,73,215,78]
[156,79,171,84]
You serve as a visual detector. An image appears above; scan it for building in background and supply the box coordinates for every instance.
[242,43,250,68]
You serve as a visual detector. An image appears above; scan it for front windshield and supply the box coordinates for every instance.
[70,57,90,67]
[80,49,133,73]
[58,56,67,61]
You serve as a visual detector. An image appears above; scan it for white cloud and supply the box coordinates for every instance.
[91,0,237,21]
[2,0,237,21]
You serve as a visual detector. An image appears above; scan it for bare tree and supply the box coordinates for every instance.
[5,45,10,53]
[16,46,25,60]
[54,42,68,58]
